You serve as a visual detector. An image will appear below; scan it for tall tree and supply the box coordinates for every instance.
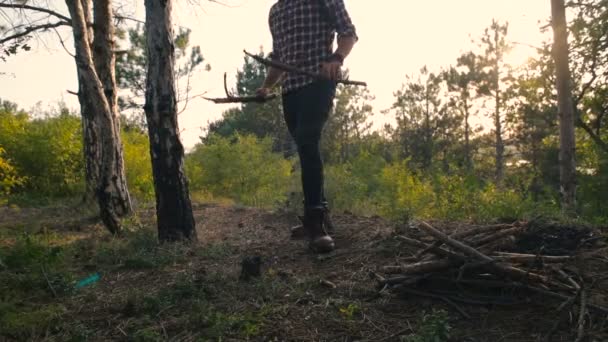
[74,0,100,204]
[508,59,559,200]
[65,0,130,233]
[445,52,483,171]
[92,0,132,217]
[551,0,577,214]
[322,82,374,163]
[144,0,197,242]
[1,0,133,225]
[477,20,513,183]
[390,66,447,170]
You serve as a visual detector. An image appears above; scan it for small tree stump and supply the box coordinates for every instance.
[240,256,262,281]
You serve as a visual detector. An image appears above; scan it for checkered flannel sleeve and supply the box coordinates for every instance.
[324,0,358,41]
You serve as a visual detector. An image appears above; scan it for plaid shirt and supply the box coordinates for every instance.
[269,0,358,93]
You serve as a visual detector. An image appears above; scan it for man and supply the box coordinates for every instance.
[256,0,358,253]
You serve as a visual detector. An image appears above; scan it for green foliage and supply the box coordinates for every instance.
[403,310,451,342]
[0,147,23,203]
[377,161,435,222]
[0,104,84,200]
[325,150,386,215]
[338,303,361,320]
[91,228,189,270]
[187,134,291,208]
[122,129,154,201]
[0,101,154,203]
[0,304,66,339]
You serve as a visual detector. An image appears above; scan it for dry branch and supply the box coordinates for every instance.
[382,259,460,275]
[203,71,279,103]
[415,222,518,259]
[0,3,72,23]
[491,253,572,264]
[396,236,465,260]
[470,226,524,247]
[575,288,587,342]
[244,50,367,87]
[202,94,278,104]
[0,21,70,45]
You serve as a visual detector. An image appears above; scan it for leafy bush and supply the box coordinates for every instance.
[324,151,386,215]
[0,106,83,200]
[0,147,23,204]
[403,310,451,342]
[122,129,154,202]
[186,134,291,208]
[376,161,435,222]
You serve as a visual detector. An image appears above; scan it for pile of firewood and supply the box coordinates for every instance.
[372,221,608,328]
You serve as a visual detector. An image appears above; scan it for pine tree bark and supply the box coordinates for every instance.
[92,0,132,217]
[76,0,100,205]
[144,0,197,242]
[464,98,472,171]
[494,29,504,183]
[66,0,122,233]
[551,0,577,215]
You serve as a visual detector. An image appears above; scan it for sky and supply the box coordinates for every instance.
[1,0,551,150]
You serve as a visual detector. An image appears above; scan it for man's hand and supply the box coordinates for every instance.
[320,60,342,81]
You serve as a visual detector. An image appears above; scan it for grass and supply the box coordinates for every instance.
[1,202,605,341]
[0,219,276,341]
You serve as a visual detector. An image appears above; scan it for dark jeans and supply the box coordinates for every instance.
[282,80,337,209]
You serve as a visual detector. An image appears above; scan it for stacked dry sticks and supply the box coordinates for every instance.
[372,221,607,340]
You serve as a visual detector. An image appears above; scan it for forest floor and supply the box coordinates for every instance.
[0,202,607,341]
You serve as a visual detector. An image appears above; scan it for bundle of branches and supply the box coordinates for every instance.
[372,221,607,337]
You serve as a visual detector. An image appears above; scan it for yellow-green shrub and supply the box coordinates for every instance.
[186,134,291,208]
[0,147,24,204]
[122,129,154,202]
[376,161,435,221]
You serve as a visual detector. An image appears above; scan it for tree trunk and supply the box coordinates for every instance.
[494,32,504,183]
[144,0,197,242]
[76,0,100,205]
[92,0,132,217]
[424,84,432,169]
[551,0,577,215]
[66,0,122,233]
[464,98,472,171]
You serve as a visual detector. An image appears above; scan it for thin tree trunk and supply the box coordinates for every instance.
[92,0,132,217]
[66,0,122,233]
[424,83,432,169]
[77,0,99,205]
[494,32,504,183]
[551,0,577,215]
[464,98,472,171]
[144,0,197,242]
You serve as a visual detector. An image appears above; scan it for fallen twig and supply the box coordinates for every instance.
[41,265,57,298]
[471,226,524,247]
[415,223,518,259]
[397,287,471,319]
[396,235,465,260]
[382,259,460,275]
[574,287,587,342]
[544,287,582,341]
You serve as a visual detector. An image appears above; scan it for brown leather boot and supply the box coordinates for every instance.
[290,205,335,240]
[302,207,335,253]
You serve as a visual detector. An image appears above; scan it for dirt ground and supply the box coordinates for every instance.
[0,203,607,341]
